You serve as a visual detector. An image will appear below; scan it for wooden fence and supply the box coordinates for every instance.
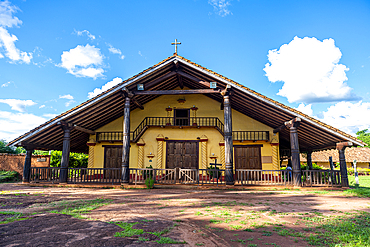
[29,167,341,187]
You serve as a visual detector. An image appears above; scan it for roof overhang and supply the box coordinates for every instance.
[8,55,365,152]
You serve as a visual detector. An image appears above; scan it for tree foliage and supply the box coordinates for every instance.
[50,151,88,168]
[0,140,24,154]
[356,129,370,147]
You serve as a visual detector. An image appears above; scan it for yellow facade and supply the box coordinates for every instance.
[89,93,279,170]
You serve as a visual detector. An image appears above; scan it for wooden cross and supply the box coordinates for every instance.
[171,39,181,54]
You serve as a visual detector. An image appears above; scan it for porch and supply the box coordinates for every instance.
[30,167,342,187]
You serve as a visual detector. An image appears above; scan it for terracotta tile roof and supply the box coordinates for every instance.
[9,54,365,147]
[300,147,370,163]
[174,55,364,146]
[8,55,176,146]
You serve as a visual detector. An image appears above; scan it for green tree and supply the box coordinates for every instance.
[356,129,370,147]
[0,140,16,154]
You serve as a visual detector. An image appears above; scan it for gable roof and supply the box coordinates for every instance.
[8,54,365,152]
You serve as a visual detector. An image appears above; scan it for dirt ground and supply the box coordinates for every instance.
[1,183,369,247]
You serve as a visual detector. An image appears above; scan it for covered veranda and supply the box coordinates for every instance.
[8,55,365,188]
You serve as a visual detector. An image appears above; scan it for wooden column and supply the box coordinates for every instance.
[306,150,313,170]
[59,123,74,183]
[22,148,33,183]
[286,120,301,187]
[336,141,352,188]
[122,97,131,183]
[223,95,234,185]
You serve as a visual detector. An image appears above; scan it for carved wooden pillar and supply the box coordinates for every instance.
[22,148,33,183]
[60,123,74,183]
[336,142,352,188]
[156,134,164,169]
[223,95,234,185]
[286,121,301,187]
[122,97,131,183]
[306,150,313,170]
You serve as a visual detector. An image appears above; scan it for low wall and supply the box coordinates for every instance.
[0,153,50,176]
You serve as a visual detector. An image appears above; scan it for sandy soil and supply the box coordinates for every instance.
[1,183,369,247]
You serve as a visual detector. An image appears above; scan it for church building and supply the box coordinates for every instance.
[9,51,365,187]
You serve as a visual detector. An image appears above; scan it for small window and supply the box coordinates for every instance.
[174,109,189,126]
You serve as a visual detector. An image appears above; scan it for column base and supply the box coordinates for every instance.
[22,181,30,184]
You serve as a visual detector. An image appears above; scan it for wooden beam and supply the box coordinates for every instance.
[133,89,220,95]
[121,89,144,110]
[20,141,60,151]
[176,71,211,88]
[143,71,177,89]
[273,117,301,133]
[174,61,184,89]
[74,125,96,135]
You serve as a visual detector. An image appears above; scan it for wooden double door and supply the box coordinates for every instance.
[234,145,262,170]
[166,141,199,169]
[104,146,122,179]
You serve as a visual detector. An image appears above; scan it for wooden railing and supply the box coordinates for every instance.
[97,117,268,143]
[302,170,341,187]
[31,167,60,183]
[235,169,292,186]
[129,168,177,185]
[233,131,269,141]
[29,167,342,187]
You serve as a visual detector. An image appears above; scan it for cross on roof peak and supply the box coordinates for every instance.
[171,39,181,55]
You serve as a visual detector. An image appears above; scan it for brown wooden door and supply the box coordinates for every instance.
[234,146,262,170]
[166,141,198,169]
[104,146,122,179]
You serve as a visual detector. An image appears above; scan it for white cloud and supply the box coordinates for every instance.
[264,37,358,103]
[39,104,45,109]
[319,101,370,136]
[59,94,74,100]
[208,0,232,17]
[0,99,36,112]
[0,110,46,141]
[58,44,104,79]
[0,0,21,28]
[295,103,313,116]
[73,29,95,40]
[59,94,75,107]
[88,77,122,99]
[107,43,124,59]
[1,81,11,87]
[43,113,57,118]
[0,1,32,64]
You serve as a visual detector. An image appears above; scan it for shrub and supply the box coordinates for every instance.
[207,165,221,179]
[0,170,20,183]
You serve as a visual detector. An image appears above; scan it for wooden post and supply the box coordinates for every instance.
[59,123,74,183]
[22,148,33,183]
[285,120,301,187]
[306,150,313,170]
[122,97,131,184]
[336,141,352,188]
[223,95,234,185]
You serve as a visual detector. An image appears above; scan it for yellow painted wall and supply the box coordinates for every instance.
[91,92,278,169]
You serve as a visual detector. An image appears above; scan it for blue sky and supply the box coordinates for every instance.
[1,0,370,141]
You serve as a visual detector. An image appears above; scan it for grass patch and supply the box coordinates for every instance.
[114,222,144,237]
[0,170,19,183]
[49,198,112,219]
[308,211,370,246]
[156,237,186,244]
[343,175,370,198]
[0,211,29,224]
